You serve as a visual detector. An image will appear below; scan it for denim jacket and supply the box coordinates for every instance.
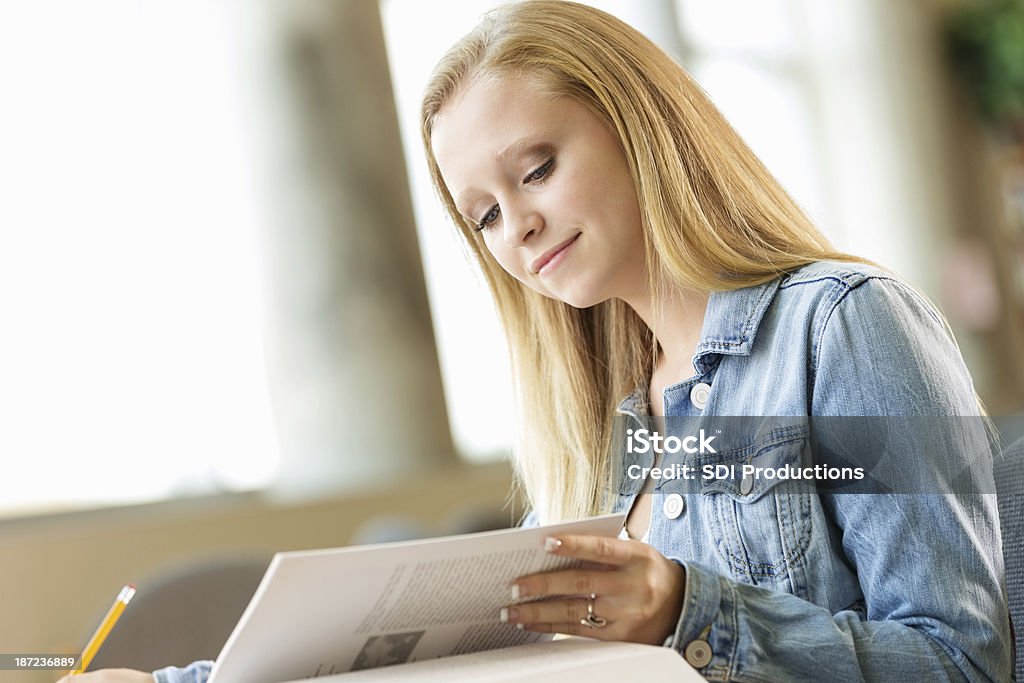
[533,260,1010,681]
[152,261,1011,682]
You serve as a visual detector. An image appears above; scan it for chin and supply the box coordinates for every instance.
[526,279,606,309]
[551,288,607,310]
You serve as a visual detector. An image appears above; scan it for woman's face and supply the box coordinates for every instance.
[431,75,647,309]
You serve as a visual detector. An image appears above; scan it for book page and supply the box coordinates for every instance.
[278,639,707,682]
[207,513,625,683]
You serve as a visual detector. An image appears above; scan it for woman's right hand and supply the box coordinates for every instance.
[56,669,154,683]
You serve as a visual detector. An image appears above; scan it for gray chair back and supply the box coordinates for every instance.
[84,554,269,672]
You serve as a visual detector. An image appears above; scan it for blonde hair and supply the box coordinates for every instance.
[421,0,867,523]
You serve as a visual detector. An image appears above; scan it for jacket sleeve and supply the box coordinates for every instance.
[663,276,1011,681]
[152,660,214,683]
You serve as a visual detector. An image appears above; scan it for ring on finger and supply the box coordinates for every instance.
[580,592,607,628]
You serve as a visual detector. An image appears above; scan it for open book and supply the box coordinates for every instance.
[207,513,704,682]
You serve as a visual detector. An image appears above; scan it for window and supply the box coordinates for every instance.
[0,2,279,514]
[676,0,832,235]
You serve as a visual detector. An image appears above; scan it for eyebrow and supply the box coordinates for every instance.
[496,137,551,163]
[454,137,554,211]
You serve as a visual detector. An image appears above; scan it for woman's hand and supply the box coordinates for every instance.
[55,670,154,683]
[501,534,686,645]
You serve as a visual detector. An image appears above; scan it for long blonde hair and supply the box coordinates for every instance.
[420,0,867,523]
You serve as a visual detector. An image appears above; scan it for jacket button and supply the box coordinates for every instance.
[690,383,711,410]
[684,639,713,667]
[663,493,685,519]
[740,472,754,496]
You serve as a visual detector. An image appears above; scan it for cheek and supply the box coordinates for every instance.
[556,164,597,214]
[485,240,528,283]
[560,159,634,228]
[573,142,640,223]
[483,239,517,276]
[484,239,557,297]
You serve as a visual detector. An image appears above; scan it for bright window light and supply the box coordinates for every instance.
[0,2,279,514]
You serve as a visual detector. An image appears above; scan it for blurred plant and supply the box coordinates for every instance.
[946,0,1024,131]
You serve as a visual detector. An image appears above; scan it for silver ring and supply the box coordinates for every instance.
[580,593,607,629]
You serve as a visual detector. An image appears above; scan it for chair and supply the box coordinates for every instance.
[994,435,1024,681]
[84,554,270,672]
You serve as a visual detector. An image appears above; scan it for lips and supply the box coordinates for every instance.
[531,233,580,274]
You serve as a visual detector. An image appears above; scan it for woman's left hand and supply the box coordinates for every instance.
[501,534,686,645]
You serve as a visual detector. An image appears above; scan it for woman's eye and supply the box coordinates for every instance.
[475,204,500,231]
[524,157,554,183]
[473,157,553,232]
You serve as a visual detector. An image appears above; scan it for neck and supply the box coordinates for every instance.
[622,278,709,380]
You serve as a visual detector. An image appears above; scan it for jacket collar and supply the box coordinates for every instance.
[693,276,782,370]
[615,276,783,416]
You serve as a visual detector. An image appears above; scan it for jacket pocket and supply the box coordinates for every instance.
[698,427,814,590]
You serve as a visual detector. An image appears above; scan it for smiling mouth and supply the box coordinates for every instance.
[532,233,581,275]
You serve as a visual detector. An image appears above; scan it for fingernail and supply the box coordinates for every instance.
[544,537,561,553]
[500,607,508,623]
[516,623,524,630]
[511,584,523,600]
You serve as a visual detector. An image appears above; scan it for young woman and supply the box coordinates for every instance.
[66,1,1011,681]
[423,1,1010,680]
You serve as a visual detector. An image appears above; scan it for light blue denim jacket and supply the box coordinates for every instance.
[152,261,1011,682]
[532,260,1010,681]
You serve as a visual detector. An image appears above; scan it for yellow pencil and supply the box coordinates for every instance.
[69,584,136,675]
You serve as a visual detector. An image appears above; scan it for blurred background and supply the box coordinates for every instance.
[1,0,1023,678]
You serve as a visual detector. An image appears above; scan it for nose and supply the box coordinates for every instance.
[503,204,543,247]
